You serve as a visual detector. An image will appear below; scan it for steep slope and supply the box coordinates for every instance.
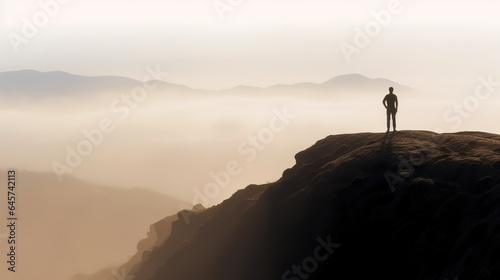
[131,131,500,280]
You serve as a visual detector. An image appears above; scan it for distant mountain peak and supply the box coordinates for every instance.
[0,69,196,96]
[320,73,412,92]
[323,73,372,84]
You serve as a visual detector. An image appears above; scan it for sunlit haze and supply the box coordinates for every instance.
[1,1,500,280]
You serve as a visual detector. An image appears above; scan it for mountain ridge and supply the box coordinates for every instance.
[0,69,194,95]
[0,70,414,95]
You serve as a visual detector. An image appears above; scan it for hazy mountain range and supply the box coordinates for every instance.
[0,70,192,96]
[0,70,414,97]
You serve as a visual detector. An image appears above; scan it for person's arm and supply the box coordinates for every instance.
[382,96,388,109]
[395,96,398,111]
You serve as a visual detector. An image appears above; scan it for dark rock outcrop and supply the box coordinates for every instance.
[115,131,500,280]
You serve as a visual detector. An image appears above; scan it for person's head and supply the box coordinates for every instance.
[389,87,394,93]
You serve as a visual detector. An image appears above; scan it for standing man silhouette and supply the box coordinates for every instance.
[383,87,398,132]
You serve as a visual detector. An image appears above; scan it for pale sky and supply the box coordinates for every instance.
[1,0,500,91]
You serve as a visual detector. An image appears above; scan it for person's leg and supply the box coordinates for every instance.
[392,112,397,131]
[386,110,390,131]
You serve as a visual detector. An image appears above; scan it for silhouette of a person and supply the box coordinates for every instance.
[383,87,398,132]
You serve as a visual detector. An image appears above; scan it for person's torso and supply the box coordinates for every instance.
[385,94,397,109]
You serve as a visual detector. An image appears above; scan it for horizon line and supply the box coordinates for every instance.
[0,69,408,92]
